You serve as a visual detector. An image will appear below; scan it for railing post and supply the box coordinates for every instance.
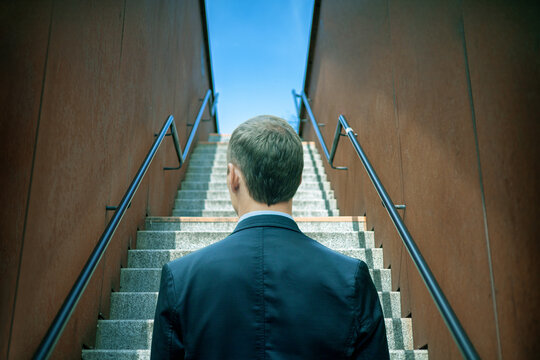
[164,117,184,170]
[329,119,347,170]
[182,89,212,163]
[299,91,331,160]
[292,89,347,170]
[292,90,302,124]
[210,92,219,117]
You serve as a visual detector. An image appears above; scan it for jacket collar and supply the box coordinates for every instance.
[231,214,301,235]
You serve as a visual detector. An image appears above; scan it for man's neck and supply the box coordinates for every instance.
[236,200,292,218]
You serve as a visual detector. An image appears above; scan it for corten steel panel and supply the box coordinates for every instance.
[0,2,52,359]
[389,1,498,357]
[5,0,215,358]
[8,1,126,358]
[463,1,540,358]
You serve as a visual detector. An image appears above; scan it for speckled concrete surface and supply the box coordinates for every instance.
[108,291,401,321]
[82,349,428,360]
[178,189,336,200]
[118,268,391,293]
[135,230,374,252]
[93,318,414,351]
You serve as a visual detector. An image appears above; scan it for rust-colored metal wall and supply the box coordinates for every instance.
[0,1,216,359]
[301,0,539,358]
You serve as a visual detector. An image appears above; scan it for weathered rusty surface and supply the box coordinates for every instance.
[0,2,53,359]
[463,0,540,358]
[302,0,538,358]
[389,1,496,356]
[1,0,215,359]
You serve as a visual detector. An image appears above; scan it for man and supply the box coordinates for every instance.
[151,116,389,359]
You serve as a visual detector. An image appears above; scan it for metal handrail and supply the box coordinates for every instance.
[34,89,216,360]
[293,90,479,360]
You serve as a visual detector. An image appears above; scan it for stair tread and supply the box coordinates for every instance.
[109,290,401,320]
[82,349,428,360]
[127,248,382,268]
[92,318,414,350]
[119,268,392,292]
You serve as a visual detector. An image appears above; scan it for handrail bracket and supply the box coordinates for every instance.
[163,118,184,171]
[328,118,349,170]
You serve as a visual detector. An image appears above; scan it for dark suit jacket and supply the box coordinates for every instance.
[151,215,389,359]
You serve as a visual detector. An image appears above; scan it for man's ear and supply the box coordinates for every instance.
[227,163,240,192]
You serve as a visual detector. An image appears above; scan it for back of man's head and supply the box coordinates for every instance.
[227,115,304,206]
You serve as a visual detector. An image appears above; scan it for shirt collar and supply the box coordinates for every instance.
[238,210,294,225]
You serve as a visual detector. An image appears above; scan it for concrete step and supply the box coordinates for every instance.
[183,172,327,184]
[144,217,367,232]
[187,152,323,163]
[127,247,382,268]
[82,349,429,360]
[180,180,333,191]
[184,167,327,179]
[135,230,374,251]
[94,320,153,350]
[82,349,150,360]
[386,318,414,351]
[171,209,339,217]
[173,198,337,211]
[176,189,335,201]
[186,157,326,168]
[390,350,429,360]
[190,143,319,152]
[207,134,229,142]
[110,290,400,320]
[182,168,326,181]
[188,143,318,152]
[189,153,323,163]
[90,318,412,350]
[184,165,326,175]
[206,133,231,144]
[190,143,317,152]
[130,248,383,269]
[119,268,391,292]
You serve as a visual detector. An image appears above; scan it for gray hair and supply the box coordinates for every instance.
[227,115,303,205]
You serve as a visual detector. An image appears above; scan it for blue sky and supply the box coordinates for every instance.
[205,0,315,134]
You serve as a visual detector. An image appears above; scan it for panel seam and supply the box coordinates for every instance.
[459,9,502,359]
[386,0,407,293]
[118,0,127,69]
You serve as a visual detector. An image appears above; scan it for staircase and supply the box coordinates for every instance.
[82,134,428,359]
